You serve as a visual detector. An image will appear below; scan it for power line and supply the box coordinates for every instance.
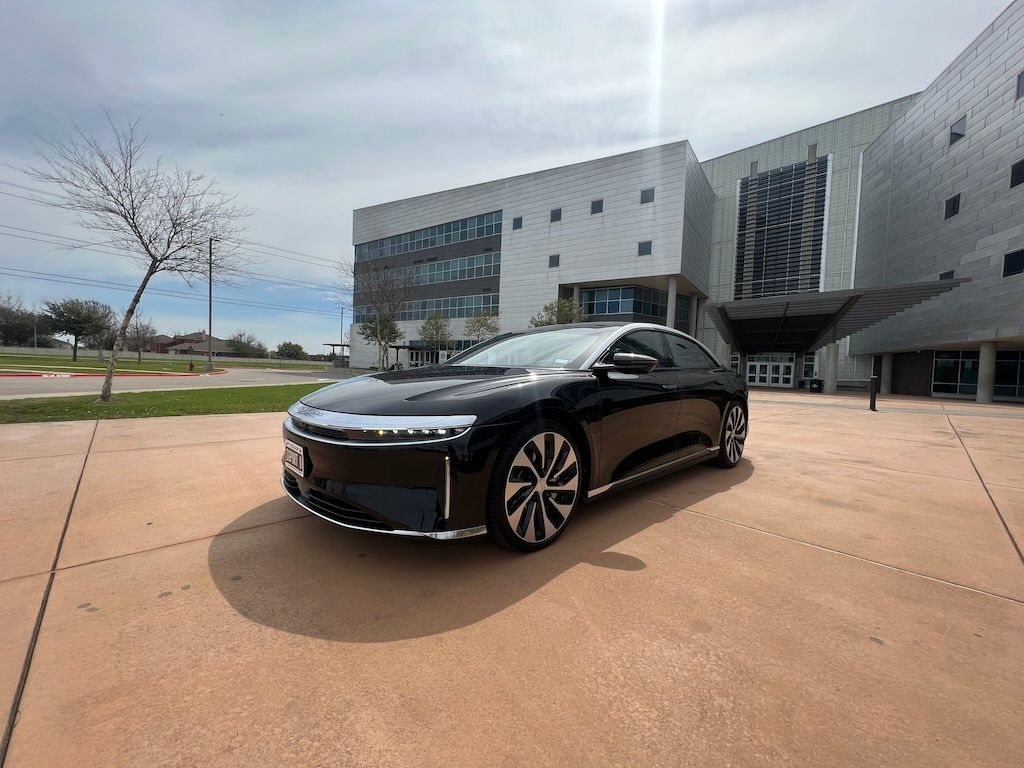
[0,179,345,267]
[0,267,346,317]
[0,224,350,295]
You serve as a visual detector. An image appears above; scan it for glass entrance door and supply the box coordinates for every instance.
[747,355,795,388]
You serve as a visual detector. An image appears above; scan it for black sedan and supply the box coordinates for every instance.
[281,322,748,551]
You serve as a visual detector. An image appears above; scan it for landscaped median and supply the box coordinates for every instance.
[0,383,327,423]
[0,353,328,374]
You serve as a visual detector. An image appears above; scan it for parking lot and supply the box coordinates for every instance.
[2,391,1022,767]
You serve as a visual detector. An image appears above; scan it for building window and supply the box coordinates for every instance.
[638,240,652,256]
[640,187,655,204]
[405,251,501,286]
[1004,249,1024,278]
[932,350,979,396]
[353,210,501,262]
[590,199,603,214]
[550,208,561,222]
[949,115,967,146]
[548,254,559,268]
[512,216,523,230]
[994,351,1024,399]
[939,269,955,280]
[354,293,499,323]
[734,156,830,300]
[1011,159,1024,189]
[944,193,961,219]
[1017,70,1024,100]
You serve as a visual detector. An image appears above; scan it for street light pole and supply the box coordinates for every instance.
[206,237,214,372]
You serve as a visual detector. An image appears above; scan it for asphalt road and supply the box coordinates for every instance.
[0,367,354,399]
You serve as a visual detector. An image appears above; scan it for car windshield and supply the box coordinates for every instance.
[445,326,612,369]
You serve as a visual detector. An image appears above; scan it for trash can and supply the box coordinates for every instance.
[809,378,824,393]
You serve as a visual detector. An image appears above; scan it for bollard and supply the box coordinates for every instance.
[869,374,879,412]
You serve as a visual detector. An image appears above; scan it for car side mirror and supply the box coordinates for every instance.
[594,352,659,375]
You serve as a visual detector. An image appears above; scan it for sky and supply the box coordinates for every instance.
[0,0,1009,354]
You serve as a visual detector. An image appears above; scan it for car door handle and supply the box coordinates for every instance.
[661,383,679,391]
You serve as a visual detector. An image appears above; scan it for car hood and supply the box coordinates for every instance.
[299,366,576,415]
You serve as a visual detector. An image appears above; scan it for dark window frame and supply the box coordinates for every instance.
[944,193,961,219]
[1011,159,1024,189]
[547,254,559,269]
[512,216,523,230]
[1017,70,1024,101]
[550,208,562,223]
[640,187,655,204]
[939,270,955,280]
[1004,249,1024,278]
[603,330,673,368]
[664,334,718,370]
[590,199,603,215]
[949,115,967,146]
[638,240,653,256]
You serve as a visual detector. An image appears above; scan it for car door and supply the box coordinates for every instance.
[594,329,684,482]
[663,333,732,450]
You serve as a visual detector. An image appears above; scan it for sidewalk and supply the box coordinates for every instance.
[2,395,1022,766]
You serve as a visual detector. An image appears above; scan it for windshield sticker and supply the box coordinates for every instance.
[553,358,570,364]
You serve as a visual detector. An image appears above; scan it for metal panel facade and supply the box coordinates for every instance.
[850,0,1024,356]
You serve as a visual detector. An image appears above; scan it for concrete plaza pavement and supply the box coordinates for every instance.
[1,391,1023,766]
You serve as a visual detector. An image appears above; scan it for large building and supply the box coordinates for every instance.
[351,0,1024,402]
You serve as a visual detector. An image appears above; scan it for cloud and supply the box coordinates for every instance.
[0,0,1009,351]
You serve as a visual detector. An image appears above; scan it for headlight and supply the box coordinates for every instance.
[287,404,476,445]
[343,425,473,442]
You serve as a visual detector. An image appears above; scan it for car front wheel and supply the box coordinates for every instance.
[486,422,581,552]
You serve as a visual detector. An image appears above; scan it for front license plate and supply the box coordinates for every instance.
[283,439,305,476]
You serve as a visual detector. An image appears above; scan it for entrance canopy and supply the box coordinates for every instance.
[705,279,966,354]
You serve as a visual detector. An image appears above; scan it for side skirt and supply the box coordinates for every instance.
[586,446,719,501]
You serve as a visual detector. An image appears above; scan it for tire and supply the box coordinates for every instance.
[486,421,582,552]
[714,401,747,468]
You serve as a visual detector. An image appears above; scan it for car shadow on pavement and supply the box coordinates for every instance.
[208,458,754,642]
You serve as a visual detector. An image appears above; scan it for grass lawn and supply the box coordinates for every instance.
[0,383,328,424]
[0,353,328,374]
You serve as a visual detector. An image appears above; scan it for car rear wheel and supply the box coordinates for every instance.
[487,422,581,552]
[714,401,747,468]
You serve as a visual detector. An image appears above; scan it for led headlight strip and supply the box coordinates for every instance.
[287,403,476,445]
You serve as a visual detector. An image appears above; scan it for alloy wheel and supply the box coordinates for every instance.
[724,406,747,464]
[504,432,579,544]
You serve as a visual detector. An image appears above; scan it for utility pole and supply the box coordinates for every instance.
[338,306,346,366]
[206,237,214,372]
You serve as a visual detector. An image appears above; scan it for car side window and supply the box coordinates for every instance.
[665,335,717,370]
[604,330,673,368]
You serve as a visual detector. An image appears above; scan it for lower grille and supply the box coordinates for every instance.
[282,474,395,532]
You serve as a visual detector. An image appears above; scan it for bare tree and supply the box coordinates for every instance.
[24,110,250,401]
[340,258,416,370]
[127,312,157,364]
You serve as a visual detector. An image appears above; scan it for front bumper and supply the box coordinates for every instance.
[281,415,500,538]
[281,473,486,539]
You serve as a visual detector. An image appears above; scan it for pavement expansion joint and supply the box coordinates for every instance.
[945,414,1024,570]
[647,497,1024,607]
[0,420,98,765]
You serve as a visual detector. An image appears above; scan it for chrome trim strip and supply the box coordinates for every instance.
[284,417,470,448]
[280,476,486,540]
[289,403,477,431]
[443,455,451,520]
[579,322,727,370]
[587,446,719,498]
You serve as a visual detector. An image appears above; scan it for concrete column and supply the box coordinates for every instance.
[880,353,894,395]
[666,276,678,329]
[572,284,580,304]
[824,342,839,394]
[977,342,996,403]
[688,293,700,336]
